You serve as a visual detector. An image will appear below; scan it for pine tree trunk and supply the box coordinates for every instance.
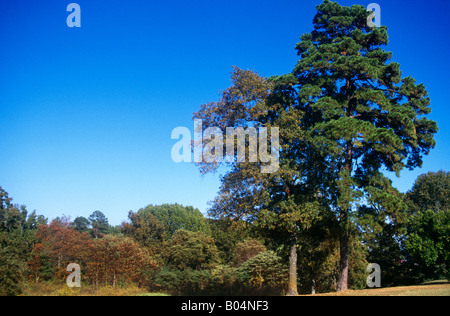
[336,135,353,292]
[286,235,299,296]
[337,226,349,291]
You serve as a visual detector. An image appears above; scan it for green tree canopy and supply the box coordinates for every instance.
[405,209,450,281]
[237,250,287,291]
[406,170,450,213]
[88,210,110,238]
[162,229,220,271]
[133,204,211,239]
[0,187,45,295]
[73,216,90,233]
[122,209,165,250]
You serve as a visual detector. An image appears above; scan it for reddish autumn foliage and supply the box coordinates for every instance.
[30,218,158,288]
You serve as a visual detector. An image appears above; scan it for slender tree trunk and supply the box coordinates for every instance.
[286,235,299,296]
[311,277,316,295]
[337,138,353,292]
[337,223,349,291]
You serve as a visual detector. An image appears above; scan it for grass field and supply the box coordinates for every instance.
[308,280,450,296]
[21,280,449,296]
[20,282,169,296]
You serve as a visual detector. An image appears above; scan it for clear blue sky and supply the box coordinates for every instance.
[1,0,449,226]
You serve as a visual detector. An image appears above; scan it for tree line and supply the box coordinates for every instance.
[0,170,449,295]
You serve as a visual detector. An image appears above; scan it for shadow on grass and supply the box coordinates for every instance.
[421,279,450,286]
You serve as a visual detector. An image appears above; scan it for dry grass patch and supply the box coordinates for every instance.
[308,281,450,296]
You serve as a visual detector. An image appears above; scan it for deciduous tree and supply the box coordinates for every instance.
[406,170,450,213]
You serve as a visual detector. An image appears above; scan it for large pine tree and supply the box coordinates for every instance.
[294,0,438,290]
